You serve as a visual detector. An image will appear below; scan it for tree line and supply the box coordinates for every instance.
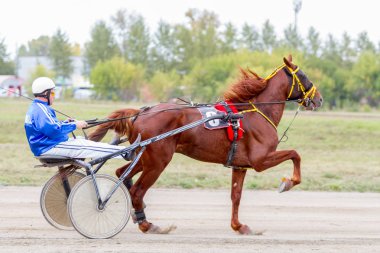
[1,8,379,109]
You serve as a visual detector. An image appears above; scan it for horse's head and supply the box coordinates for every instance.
[283,55,323,110]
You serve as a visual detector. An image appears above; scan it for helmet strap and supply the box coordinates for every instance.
[46,89,52,105]
[34,89,52,105]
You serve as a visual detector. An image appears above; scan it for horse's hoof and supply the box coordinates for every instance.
[238,225,252,235]
[146,224,177,234]
[278,177,294,193]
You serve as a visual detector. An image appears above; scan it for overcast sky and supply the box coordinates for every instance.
[1,0,378,57]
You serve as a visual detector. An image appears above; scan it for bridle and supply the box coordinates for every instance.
[284,65,317,107]
[237,63,318,133]
[265,64,317,107]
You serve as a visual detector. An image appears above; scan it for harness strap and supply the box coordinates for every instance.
[220,102,241,167]
[131,106,152,124]
[239,101,277,130]
[225,116,239,167]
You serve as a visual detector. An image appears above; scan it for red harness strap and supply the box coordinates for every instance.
[214,100,244,142]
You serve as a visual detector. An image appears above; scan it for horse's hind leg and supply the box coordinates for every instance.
[231,167,252,235]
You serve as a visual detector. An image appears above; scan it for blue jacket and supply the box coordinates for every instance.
[24,99,77,156]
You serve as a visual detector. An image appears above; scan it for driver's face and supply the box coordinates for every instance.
[48,89,55,105]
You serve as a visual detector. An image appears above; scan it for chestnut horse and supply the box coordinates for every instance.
[89,55,323,235]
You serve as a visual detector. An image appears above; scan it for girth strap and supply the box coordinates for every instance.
[220,102,240,167]
[225,117,239,167]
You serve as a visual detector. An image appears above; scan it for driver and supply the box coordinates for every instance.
[24,77,127,159]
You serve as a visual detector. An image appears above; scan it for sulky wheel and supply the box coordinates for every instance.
[67,174,132,239]
[40,171,85,230]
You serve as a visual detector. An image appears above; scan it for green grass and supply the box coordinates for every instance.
[1,98,380,192]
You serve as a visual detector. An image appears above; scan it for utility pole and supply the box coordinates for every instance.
[293,0,302,31]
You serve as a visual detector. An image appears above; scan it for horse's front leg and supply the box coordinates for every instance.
[253,150,301,192]
[231,167,252,235]
[129,169,177,234]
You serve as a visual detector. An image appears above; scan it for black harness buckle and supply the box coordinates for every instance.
[219,102,242,167]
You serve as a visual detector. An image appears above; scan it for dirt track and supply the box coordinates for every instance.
[1,186,380,253]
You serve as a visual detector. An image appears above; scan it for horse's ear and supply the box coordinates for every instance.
[283,54,294,69]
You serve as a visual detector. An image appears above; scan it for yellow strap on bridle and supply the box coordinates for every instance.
[239,101,277,130]
[238,63,317,131]
[266,64,317,103]
[264,64,286,81]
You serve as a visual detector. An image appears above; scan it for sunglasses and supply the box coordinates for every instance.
[50,90,55,96]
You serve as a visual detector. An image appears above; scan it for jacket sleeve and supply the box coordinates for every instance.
[34,109,77,138]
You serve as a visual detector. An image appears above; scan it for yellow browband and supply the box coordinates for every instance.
[238,64,316,130]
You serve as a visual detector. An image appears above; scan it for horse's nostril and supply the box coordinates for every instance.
[320,98,323,103]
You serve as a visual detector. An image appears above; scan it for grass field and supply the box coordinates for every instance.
[1,98,379,192]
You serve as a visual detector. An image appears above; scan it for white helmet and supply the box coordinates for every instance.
[32,77,55,94]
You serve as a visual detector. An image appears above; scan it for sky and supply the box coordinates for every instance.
[1,0,378,58]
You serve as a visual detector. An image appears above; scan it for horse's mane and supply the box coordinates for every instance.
[223,68,268,102]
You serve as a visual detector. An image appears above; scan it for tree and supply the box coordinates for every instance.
[322,34,341,63]
[282,24,303,50]
[18,35,51,56]
[348,51,380,106]
[339,32,356,66]
[185,9,220,59]
[220,22,238,53]
[126,14,150,65]
[172,24,193,74]
[84,21,120,70]
[171,9,221,75]
[261,20,277,52]
[111,9,128,56]
[184,54,237,101]
[112,10,150,66]
[71,43,81,56]
[240,23,262,51]
[355,31,376,53]
[0,38,15,75]
[148,70,181,101]
[49,29,73,79]
[149,20,177,73]
[90,57,145,100]
[304,27,321,56]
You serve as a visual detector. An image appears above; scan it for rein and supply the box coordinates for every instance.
[1,86,82,139]
[278,106,301,144]
[83,98,304,130]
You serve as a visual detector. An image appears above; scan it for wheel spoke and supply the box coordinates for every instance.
[68,174,131,239]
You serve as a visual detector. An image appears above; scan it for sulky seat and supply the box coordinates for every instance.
[35,155,75,167]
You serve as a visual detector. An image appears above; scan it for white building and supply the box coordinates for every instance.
[17,56,91,88]
[16,56,94,99]
[0,75,24,97]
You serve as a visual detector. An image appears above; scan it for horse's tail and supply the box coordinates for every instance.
[88,108,140,142]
